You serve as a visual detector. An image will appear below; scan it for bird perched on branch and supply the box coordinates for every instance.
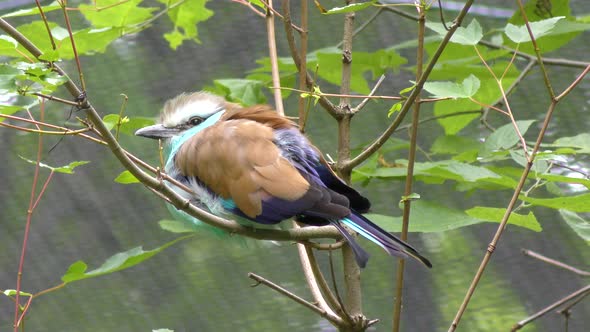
[135,92,431,268]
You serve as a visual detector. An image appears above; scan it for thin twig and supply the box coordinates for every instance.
[31,92,81,107]
[0,17,345,244]
[302,243,344,316]
[59,0,86,91]
[247,271,344,325]
[281,2,339,118]
[296,241,343,325]
[473,45,528,158]
[336,7,384,48]
[34,0,56,50]
[522,249,590,277]
[354,74,385,113]
[556,290,590,314]
[511,285,590,331]
[448,33,590,332]
[14,101,47,331]
[393,4,425,331]
[515,0,554,99]
[298,0,308,128]
[264,0,284,116]
[345,0,475,172]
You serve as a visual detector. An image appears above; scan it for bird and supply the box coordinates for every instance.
[135,91,431,269]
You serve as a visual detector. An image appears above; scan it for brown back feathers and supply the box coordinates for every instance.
[175,119,309,218]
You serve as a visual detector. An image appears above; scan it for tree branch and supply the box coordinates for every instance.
[344,0,475,172]
[0,17,342,244]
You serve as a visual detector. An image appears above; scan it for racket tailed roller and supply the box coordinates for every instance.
[135,92,431,269]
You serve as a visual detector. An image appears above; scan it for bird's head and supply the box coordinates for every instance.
[135,91,228,140]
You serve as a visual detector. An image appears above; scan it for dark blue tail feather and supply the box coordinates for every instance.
[338,212,432,268]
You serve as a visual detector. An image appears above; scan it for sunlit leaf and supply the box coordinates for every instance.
[387,102,402,117]
[429,62,519,135]
[103,114,156,134]
[481,120,535,154]
[505,17,565,43]
[323,1,376,14]
[2,289,33,297]
[61,235,194,283]
[0,105,22,122]
[465,207,542,232]
[423,74,480,99]
[521,193,590,212]
[159,0,214,49]
[60,27,123,58]
[114,170,139,184]
[211,79,266,106]
[550,133,590,153]
[427,19,483,45]
[159,219,200,233]
[558,209,590,244]
[19,157,90,174]
[0,36,17,53]
[153,329,174,332]
[0,64,21,95]
[80,0,157,28]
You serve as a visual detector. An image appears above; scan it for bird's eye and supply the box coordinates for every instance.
[188,116,203,126]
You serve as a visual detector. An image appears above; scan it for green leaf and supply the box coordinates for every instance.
[314,48,407,94]
[506,1,584,54]
[521,193,590,212]
[558,210,590,244]
[5,22,122,60]
[367,201,542,233]
[19,157,90,174]
[159,219,199,233]
[465,207,542,232]
[505,17,565,43]
[429,62,520,135]
[159,0,214,49]
[423,161,501,182]
[481,120,535,155]
[0,64,21,95]
[80,0,157,28]
[115,170,140,184]
[103,114,156,135]
[367,201,480,233]
[550,133,590,153]
[61,235,194,283]
[387,102,402,117]
[323,1,376,14]
[0,36,17,53]
[0,105,22,122]
[423,74,480,99]
[60,27,123,58]
[211,79,266,106]
[427,19,483,45]
[14,62,68,93]
[430,135,480,155]
[3,289,33,297]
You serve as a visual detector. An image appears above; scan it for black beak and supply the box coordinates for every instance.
[135,124,180,139]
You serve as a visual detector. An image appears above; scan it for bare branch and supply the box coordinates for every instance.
[511,285,590,331]
[248,272,344,325]
[522,249,590,277]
